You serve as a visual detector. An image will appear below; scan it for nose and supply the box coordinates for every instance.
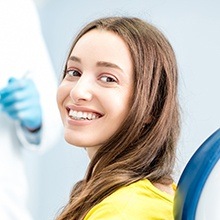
[70,74,93,103]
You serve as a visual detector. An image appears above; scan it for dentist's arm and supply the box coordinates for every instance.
[0,77,42,144]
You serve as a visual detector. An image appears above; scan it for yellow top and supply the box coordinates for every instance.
[84,179,176,220]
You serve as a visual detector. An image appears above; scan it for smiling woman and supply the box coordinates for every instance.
[56,16,180,220]
[57,28,133,158]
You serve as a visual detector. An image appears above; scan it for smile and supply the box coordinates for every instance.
[68,109,101,121]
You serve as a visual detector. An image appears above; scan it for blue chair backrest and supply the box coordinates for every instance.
[174,128,220,220]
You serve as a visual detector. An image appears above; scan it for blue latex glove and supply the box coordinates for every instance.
[0,77,42,131]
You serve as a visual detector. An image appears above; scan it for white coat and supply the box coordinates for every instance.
[0,0,62,219]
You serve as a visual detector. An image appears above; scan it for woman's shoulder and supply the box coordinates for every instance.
[106,179,175,208]
[84,179,175,220]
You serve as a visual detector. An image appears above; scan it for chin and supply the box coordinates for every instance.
[63,133,85,148]
[64,136,80,147]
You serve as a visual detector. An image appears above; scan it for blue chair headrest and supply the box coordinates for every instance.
[174,128,220,220]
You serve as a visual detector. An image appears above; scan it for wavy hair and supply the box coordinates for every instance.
[56,16,180,220]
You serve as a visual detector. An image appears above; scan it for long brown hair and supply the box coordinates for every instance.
[57,16,180,220]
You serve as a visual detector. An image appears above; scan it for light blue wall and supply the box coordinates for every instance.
[31,0,220,219]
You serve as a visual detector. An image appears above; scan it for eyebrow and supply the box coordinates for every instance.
[96,61,123,71]
[68,56,81,63]
[68,56,123,71]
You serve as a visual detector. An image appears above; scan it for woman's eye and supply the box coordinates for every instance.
[66,70,81,77]
[100,75,117,83]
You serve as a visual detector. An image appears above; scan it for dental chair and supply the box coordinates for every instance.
[174,128,220,220]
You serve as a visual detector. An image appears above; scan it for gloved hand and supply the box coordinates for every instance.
[0,77,42,131]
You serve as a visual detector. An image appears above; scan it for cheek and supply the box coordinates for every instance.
[56,84,68,112]
[109,91,132,122]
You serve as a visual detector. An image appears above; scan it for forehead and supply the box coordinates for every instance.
[69,29,133,73]
[72,29,130,59]
[75,29,124,48]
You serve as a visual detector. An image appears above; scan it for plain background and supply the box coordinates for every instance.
[24,0,220,219]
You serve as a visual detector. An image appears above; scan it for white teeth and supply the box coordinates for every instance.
[87,113,92,119]
[69,110,99,120]
[77,111,83,118]
[82,112,87,119]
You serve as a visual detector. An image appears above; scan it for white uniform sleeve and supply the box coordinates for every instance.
[14,0,62,152]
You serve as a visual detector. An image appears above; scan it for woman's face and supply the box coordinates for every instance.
[57,29,133,158]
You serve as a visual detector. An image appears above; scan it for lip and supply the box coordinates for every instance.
[66,104,104,115]
[65,104,104,126]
